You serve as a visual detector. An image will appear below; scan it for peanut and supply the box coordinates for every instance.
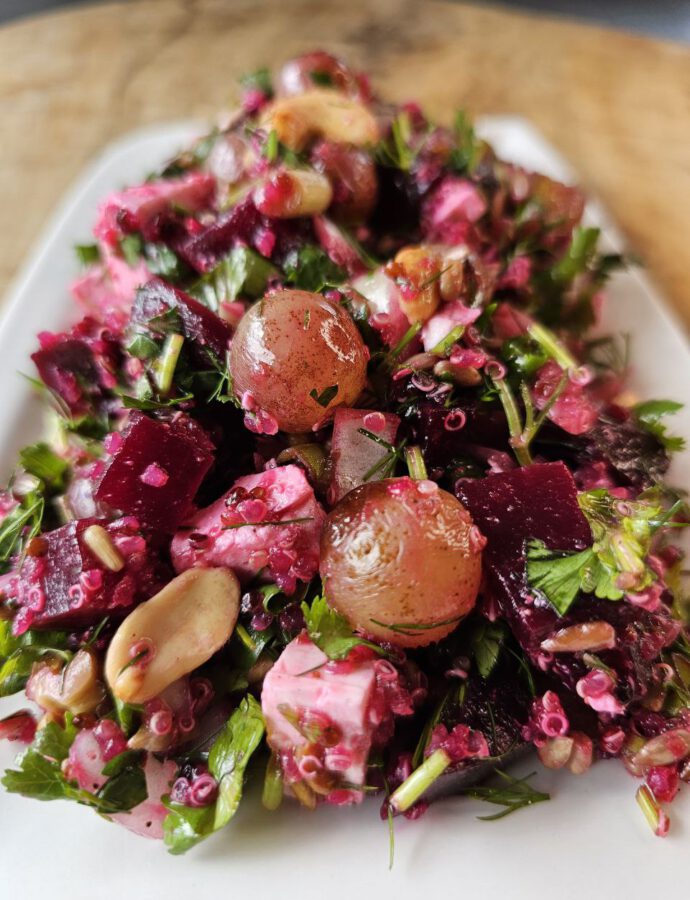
[105,567,240,704]
[540,621,616,654]
[261,89,380,151]
[27,649,104,715]
[386,246,443,324]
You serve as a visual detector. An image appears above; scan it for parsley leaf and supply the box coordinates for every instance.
[0,621,71,698]
[526,541,596,616]
[301,595,383,661]
[74,243,100,267]
[0,491,45,575]
[283,245,346,292]
[633,399,685,452]
[163,694,265,854]
[19,442,68,493]
[470,620,509,678]
[189,246,278,311]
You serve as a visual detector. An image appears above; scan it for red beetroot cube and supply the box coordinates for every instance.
[32,317,120,417]
[95,412,215,531]
[8,517,166,633]
[131,278,232,364]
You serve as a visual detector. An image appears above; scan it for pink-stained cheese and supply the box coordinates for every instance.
[171,464,326,593]
[261,634,378,796]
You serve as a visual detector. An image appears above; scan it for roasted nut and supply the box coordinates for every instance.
[386,246,442,324]
[254,168,333,218]
[105,567,240,704]
[261,88,380,151]
[26,649,104,715]
[83,524,125,572]
[540,621,616,654]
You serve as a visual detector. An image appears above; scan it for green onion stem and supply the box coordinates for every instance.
[493,378,532,467]
[405,445,428,481]
[528,322,577,371]
[154,333,184,394]
[389,748,451,813]
[430,324,465,356]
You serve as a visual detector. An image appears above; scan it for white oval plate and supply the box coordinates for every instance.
[1,119,689,900]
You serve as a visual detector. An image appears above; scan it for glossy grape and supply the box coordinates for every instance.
[230,290,369,433]
[320,478,483,647]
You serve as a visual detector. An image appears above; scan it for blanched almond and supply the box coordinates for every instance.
[261,88,380,151]
[105,567,240,704]
[27,649,104,715]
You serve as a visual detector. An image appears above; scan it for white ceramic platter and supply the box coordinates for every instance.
[0,118,689,900]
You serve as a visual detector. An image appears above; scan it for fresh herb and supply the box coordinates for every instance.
[461,769,549,820]
[404,445,428,480]
[239,67,273,97]
[376,112,415,171]
[119,234,144,267]
[430,324,465,356]
[633,399,685,452]
[526,489,669,614]
[283,245,346,292]
[117,647,150,677]
[492,372,568,467]
[189,246,278,310]
[119,391,194,411]
[0,621,71,698]
[449,111,482,173]
[2,718,145,813]
[369,614,464,637]
[223,517,314,530]
[163,695,265,854]
[126,334,160,361]
[262,753,283,811]
[144,243,186,280]
[0,491,45,575]
[526,540,596,616]
[264,129,279,163]
[310,70,334,87]
[309,384,339,408]
[74,243,100,267]
[470,620,508,678]
[389,748,452,812]
[301,595,384,661]
[19,443,68,493]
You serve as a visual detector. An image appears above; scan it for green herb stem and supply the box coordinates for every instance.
[405,445,428,480]
[262,754,283,811]
[153,333,184,395]
[389,748,451,813]
[527,322,577,371]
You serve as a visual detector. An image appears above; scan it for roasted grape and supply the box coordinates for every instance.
[230,289,369,433]
[320,477,483,647]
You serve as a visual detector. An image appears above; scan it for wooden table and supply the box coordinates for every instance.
[1,0,689,328]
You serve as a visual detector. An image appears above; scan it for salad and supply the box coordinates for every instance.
[0,51,688,856]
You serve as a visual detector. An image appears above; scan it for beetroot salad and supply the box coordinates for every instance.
[1,52,688,855]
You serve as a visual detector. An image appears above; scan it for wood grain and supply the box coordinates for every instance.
[0,0,688,327]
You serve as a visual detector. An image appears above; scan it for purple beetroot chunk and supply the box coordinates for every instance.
[7,517,166,633]
[95,412,215,531]
[455,462,592,656]
[32,317,120,417]
[130,278,232,363]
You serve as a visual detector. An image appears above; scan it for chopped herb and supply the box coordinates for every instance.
[0,491,45,575]
[19,443,68,493]
[163,695,265,854]
[301,595,384,660]
[449,110,482,174]
[262,753,283,811]
[117,647,150,677]
[404,445,428,480]
[387,803,395,870]
[633,399,685,452]
[309,384,339,408]
[119,234,144,267]
[0,621,71,698]
[144,243,185,280]
[310,70,334,87]
[430,324,465,356]
[264,129,279,163]
[470,620,508,678]
[283,245,346,292]
[389,748,452,812]
[74,243,100,267]
[461,769,549,820]
[369,614,464,637]
[223,517,314,530]
[189,246,278,310]
[126,334,160,361]
[239,67,273,97]
[119,392,194,411]
[526,540,596,616]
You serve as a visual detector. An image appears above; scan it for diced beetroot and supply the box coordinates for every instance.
[533,360,599,436]
[329,408,400,503]
[172,197,263,273]
[351,269,411,348]
[421,176,487,245]
[71,247,151,331]
[95,412,215,532]
[32,317,121,418]
[94,172,216,247]
[455,462,591,655]
[130,278,232,364]
[6,516,166,633]
[171,464,325,593]
[261,634,381,802]
[420,301,481,352]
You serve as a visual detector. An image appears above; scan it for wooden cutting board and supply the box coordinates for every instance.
[1,0,688,328]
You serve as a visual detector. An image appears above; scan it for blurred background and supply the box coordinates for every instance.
[2,0,690,40]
